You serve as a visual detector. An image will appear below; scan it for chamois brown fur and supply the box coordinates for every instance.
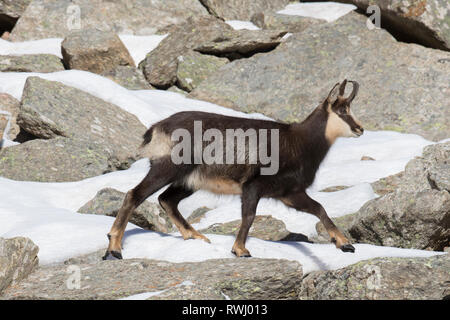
[104,80,363,259]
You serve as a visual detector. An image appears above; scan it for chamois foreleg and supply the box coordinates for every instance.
[232,181,262,257]
[103,156,182,260]
[281,191,355,253]
[158,185,210,243]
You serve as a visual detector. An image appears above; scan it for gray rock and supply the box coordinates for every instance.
[200,215,291,241]
[7,76,146,181]
[9,0,208,41]
[251,11,324,33]
[0,93,20,141]
[78,188,173,233]
[18,76,145,163]
[140,16,232,88]
[199,0,290,21]
[2,258,302,300]
[0,237,39,295]
[299,254,450,300]
[101,66,153,90]
[0,54,64,73]
[370,172,404,196]
[61,29,135,74]
[190,12,450,141]
[334,0,450,51]
[348,142,450,251]
[0,137,114,182]
[186,206,211,224]
[194,29,287,57]
[0,114,6,142]
[0,0,31,29]
[176,51,228,92]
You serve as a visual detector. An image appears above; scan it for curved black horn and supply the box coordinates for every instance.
[347,80,359,102]
[338,79,347,96]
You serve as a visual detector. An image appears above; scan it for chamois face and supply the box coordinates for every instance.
[324,80,363,144]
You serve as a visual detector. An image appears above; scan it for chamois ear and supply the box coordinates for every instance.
[338,79,348,96]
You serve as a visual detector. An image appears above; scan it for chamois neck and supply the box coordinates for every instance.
[293,106,331,161]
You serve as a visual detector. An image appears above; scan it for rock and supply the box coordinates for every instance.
[101,66,153,90]
[0,113,7,143]
[9,0,208,41]
[78,188,173,233]
[299,254,450,300]
[399,142,450,193]
[176,51,228,92]
[200,215,290,241]
[2,258,302,299]
[348,142,450,250]
[8,76,146,181]
[0,237,39,295]
[139,16,232,88]
[361,156,375,161]
[0,0,31,30]
[190,13,450,141]
[194,29,287,58]
[0,137,115,182]
[251,11,324,33]
[0,93,20,141]
[186,206,211,224]
[319,186,350,192]
[199,0,290,21]
[0,54,64,73]
[370,172,404,196]
[61,29,135,74]
[315,213,356,244]
[334,0,450,51]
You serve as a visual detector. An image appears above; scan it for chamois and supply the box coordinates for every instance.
[103,79,364,259]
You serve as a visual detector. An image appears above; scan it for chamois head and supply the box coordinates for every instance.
[323,79,363,144]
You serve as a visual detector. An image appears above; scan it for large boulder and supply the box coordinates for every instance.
[299,254,450,300]
[139,16,233,88]
[61,29,135,74]
[2,76,146,181]
[0,137,115,182]
[9,0,208,41]
[334,0,450,51]
[199,0,290,21]
[1,258,302,299]
[78,188,173,233]
[0,237,39,295]
[190,12,450,141]
[0,93,20,141]
[0,54,64,73]
[176,51,228,92]
[348,142,450,250]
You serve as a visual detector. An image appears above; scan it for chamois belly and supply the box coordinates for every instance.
[184,170,242,195]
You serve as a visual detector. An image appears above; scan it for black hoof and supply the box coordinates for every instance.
[102,250,123,260]
[340,244,355,253]
[231,250,252,258]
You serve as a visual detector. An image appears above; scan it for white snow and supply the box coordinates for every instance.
[0,32,447,275]
[226,20,260,30]
[0,34,167,66]
[277,2,357,23]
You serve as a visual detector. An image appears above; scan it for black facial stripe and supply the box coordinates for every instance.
[338,113,360,131]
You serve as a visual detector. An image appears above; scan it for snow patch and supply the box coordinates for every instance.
[277,2,357,23]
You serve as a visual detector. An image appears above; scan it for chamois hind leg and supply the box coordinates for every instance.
[158,184,210,243]
[281,191,355,253]
[232,182,262,258]
[103,157,182,260]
